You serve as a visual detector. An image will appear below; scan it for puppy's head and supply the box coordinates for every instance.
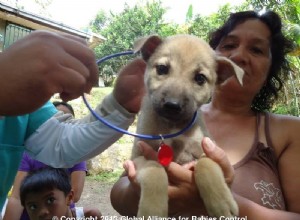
[134,35,243,123]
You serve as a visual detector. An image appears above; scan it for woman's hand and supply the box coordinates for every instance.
[123,137,234,215]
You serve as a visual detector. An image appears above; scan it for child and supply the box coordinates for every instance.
[20,168,101,220]
[3,102,87,220]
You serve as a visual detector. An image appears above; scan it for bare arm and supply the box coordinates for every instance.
[236,194,300,219]
[111,138,300,219]
[70,171,86,203]
[3,172,28,220]
[269,114,300,213]
[110,138,227,216]
[110,163,140,216]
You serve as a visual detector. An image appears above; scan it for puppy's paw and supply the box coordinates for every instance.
[205,192,238,217]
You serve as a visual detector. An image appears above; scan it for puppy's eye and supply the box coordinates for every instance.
[156,64,169,75]
[194,73,207,85]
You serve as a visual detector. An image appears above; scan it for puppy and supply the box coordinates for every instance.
[131,35,243,218]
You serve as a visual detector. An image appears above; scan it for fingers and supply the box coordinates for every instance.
[56,33,99,93]
[201,137,234,185]
[34,31,98,94]
[113,58,146,113]
[166,162,194,183]
[117,58,146,77]
[137,141,157,160]
[123,160,137,182]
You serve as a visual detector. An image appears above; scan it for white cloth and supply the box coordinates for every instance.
[25,93,135,168]
[75,207,84,218]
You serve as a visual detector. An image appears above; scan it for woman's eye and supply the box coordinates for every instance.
[194,73,207,85]
[221,43,236,50]
[156,64,169,75]
[251,47,263,54]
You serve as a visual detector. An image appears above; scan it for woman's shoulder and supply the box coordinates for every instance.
[268,112,300,126]
[267,112,300,155]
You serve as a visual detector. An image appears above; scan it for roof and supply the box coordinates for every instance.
[0,2,105,48]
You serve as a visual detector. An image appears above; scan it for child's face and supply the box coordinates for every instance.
[24,188,73,220]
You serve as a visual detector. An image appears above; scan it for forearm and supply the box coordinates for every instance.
[235,194,300,220]
[24,94,135,167]
[110,176,139,216]
[3,197,24,220]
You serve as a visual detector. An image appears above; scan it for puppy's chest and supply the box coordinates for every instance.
[164,126,204,165]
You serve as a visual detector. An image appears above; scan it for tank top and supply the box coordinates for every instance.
[231,113,286,210]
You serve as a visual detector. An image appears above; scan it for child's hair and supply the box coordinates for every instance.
[20,167,71,206]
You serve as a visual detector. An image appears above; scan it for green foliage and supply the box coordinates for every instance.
[88,0,300,116]
[186,4,193,23]
[272,101,300,116]
[90,0,178,86]
[187,3,250,41]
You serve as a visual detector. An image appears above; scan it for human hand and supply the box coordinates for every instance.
[136,138,234,215]
[0,30,98,116]
[113,58,146,113]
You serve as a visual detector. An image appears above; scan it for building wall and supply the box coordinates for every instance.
[0,19,6,51]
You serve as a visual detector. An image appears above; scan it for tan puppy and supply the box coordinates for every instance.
[131,35,244,218]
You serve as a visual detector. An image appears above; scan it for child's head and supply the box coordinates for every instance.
[20,168,74,220]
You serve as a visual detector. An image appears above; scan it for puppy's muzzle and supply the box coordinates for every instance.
[164,101,181,113]
[156,99,189,122]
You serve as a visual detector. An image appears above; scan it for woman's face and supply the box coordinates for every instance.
[215,19,272,96]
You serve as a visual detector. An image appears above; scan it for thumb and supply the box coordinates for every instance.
[123,160,136,182]
[202,137,234,185]
[137,141,157,160]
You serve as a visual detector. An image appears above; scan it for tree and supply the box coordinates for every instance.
[90,0,179,86]
[188,2,250,41]
[247,0,300,115]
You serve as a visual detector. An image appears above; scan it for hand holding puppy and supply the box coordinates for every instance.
[122,137,234,216]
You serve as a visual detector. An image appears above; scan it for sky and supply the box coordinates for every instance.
[19,0,244,30]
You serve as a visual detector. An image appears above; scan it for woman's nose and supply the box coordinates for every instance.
[229,46,249,66]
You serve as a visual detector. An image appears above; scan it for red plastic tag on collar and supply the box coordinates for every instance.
[158,143,173,166]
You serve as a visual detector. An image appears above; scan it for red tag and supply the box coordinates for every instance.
[158,143,173,166]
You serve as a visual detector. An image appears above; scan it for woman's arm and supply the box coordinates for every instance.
[236,194,300,220]
[110,138,300,219]
[269,114,300,214]
[110,138,232,216]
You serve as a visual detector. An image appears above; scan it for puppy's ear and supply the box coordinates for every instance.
[216,56,244,85]
[133,35,162,61]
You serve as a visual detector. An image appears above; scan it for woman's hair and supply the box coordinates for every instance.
[20,168,71,206]
[52,101,75,116]
[209,10,294,112]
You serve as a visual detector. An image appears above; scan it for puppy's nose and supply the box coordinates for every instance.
[163,101,182,113]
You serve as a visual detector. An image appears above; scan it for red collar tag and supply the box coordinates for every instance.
[158,143,173,166]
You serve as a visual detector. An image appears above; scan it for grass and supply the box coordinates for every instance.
[86,169,123,183]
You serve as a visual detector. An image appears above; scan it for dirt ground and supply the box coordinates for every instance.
[77,178,121,217]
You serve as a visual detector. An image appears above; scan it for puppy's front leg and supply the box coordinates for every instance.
[194,157,238,217]
[134,156,168,218]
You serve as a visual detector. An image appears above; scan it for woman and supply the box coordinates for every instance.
[110,10,300,219]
